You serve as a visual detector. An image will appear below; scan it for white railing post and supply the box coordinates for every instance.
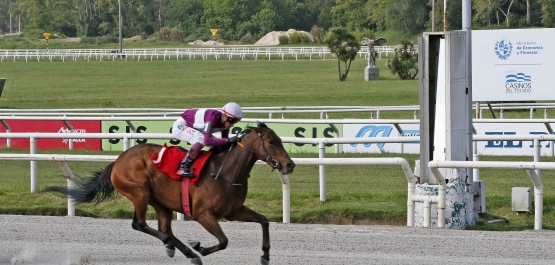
[123,137,129,151]
[58,161,75,216]
[473,141,480,181]
[318,142,326,202]
[30,136,37,192]
[278,172,291,224]
[526,169,543,230]
[407,180,416,227]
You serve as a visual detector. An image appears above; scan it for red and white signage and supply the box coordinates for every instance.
[0,120,101,150]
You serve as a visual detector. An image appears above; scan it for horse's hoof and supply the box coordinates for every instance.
[190,257,203,265]
[260,256,270,265]
[186,240,201,250]
[165,244,175,258]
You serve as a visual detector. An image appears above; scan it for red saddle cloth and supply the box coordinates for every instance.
[151,144,213,217]
[150,143,212,186]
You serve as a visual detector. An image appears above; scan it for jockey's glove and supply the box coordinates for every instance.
[227,136,239,143]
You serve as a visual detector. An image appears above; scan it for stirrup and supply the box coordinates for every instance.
[176,169,195,178]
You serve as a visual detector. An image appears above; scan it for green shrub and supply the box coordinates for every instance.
[278,35,290,45]
[80,37,97,45]
[98,35,118,44]
[386,40,419,80]
[353,28,375,44]
[158,27,185,42]
[240,31,256,44]
[289,31,311,44]
[23,28,47,40]
[310,25,325,44]
[79,36,118,45]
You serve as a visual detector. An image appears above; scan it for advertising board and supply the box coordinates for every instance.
[102,120,178,151]
[342,124,420,153]
[472,28,555,101]
[0,120,101,150]
[474,123,552,156]
[341,122,553,156]
[101,121,340,153]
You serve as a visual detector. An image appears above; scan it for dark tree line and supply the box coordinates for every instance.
[1,0,554,40]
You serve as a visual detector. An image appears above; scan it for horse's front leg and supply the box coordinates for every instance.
[225,205,270,265]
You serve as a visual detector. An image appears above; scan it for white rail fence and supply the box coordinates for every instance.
[2,103,555,120]
[0,46,397,62]
[0,132,420,192]
[3,132,555,229]
[429,160,555,230]
[0,153,417,226]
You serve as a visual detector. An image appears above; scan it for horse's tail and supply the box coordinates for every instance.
[42,162,116,204]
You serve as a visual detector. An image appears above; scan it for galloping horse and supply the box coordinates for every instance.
[44,122,295,265]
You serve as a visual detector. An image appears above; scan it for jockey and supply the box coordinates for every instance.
[172,102,243,178]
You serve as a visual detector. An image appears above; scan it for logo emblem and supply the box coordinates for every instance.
[506,72,531,83]
[351,125,392,148]
[495,40,513,60]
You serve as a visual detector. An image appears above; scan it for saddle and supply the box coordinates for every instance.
[150,143,213,216]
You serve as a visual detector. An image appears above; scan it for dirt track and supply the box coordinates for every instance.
[2,215,555,265]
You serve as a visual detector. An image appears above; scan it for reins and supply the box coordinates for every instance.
[236,129,281,172]
[210,144,234,180]
[211,128,279,186]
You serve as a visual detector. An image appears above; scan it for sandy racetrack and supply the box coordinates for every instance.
[2,215,555,265]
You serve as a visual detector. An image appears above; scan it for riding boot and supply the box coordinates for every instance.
[176,154,196,178]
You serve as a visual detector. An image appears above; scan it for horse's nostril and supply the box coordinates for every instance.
[287,162,296,172]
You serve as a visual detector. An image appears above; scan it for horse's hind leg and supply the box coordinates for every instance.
[226,206,270,265]
[152,201,202,264]
[192,213,229,256]
[127,195,201,263]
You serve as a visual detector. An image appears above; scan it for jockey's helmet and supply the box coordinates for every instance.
[222,102,243,121]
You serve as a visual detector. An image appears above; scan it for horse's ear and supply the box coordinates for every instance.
[257,122,268,129]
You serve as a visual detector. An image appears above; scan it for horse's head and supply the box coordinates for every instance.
[239,123,295,175]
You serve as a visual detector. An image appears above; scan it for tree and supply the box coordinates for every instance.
[202,0,259,40]
[386,0,428,35]
[367,0,389,31]
[386,40,419,80]
[324,28,360,81]
[249,0,282,38]
[539,0,555,27]
[446,0,462,30]
[331,0,370,30]
[473,0,501,27]
[165,0,204,35]
[498,0,516,27]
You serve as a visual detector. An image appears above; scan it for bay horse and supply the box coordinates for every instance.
[43,122,295,265]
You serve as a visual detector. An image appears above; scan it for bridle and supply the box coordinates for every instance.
[237,128,281,172]
[211,128,281,186]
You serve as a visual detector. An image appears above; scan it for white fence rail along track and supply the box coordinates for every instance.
[0,46,397,62]
[3,132,555,229]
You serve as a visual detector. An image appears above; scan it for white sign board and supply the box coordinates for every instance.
[473,123,551,156]
[342,123,551,156]
[342,124,420,153]
[472,28,555,101]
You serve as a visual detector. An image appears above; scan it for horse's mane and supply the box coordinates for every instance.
[208,122,268,154]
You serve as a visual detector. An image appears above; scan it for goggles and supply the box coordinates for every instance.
[226,115,240,124]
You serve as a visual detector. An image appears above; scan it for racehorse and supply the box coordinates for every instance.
[43,122,295,265]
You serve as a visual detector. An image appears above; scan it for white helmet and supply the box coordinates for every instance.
[222,102,243,120]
